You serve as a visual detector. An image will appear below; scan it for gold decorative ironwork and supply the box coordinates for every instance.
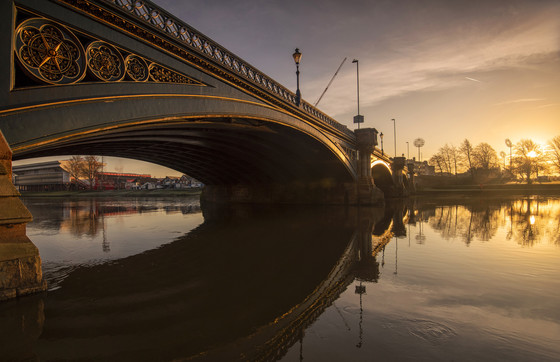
[148,63,203,85]
[86,41,125,81]
[125,54,149,82]
[14,12,206,87]
[15,18,86,85]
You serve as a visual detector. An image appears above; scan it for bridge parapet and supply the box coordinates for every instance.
[82,0,354,138]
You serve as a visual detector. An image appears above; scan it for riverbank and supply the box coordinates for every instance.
[19,188,202,198]
[416,182,560,196]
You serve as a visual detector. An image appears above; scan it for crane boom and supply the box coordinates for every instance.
[314,57,347,107]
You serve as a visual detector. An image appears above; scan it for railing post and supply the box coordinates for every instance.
[0,131,47,301]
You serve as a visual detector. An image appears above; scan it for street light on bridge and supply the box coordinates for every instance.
[292,48,302,106]
[380,132,384,155]
[352,59,364,129]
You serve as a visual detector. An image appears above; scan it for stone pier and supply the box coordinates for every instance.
[0,132,46,301]
[355,128,384,204]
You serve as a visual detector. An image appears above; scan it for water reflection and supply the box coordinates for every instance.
[25,198,201,239]
[415,196,560,246]
[1,196,559,361]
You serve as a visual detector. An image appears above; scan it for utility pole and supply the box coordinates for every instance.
[391,118,396,157]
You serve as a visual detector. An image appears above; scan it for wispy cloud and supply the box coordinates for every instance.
[465,77,482,83]
[535,103,558,110]
[494,98,546,106]
[308,1,560,118]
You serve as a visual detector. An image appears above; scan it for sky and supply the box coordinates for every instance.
[14,0,560,176]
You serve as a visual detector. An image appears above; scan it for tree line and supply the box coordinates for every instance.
[429,136,560,183]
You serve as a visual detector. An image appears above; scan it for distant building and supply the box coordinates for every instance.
[96,172,152,190]
[13,161,71,191]
[407,158,435,176]
[141,181,156,190]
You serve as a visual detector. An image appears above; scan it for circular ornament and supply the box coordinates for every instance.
[86,41,125,82]
[125,54,149,82]
[15,18,86,85]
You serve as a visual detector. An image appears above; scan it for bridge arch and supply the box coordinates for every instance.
[371,159,394,194]
[6,99,356,186]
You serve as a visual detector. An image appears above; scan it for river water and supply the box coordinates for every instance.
[1,195,559,361]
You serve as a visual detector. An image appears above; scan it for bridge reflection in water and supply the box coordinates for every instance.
[0,198,411,361]
[3,196,560,360]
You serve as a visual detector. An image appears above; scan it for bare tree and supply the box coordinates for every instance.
[549,136,560,174]
[441,144,453,174]
[459,139,474,175]
[430,153,445,175]
[61,155,84,187]
[82,155,103,190]
[473,142,498,169]
[514,139,543,184]
[449,144,459,175]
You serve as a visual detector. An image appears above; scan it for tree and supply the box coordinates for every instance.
[82,156,103,190]
[429,153,445,175]
[449,144,459,175]
[459,139,474,175]
[549,136,560,174]
[62,155,84,187]
[61,155,103,189]
[472,142,498,169]
[513,139,543,184]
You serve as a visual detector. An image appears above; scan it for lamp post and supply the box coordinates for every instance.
[391,118,396,158]
[352,59,364,129]
[380,132,384,155]
[406,141,409,159]
[293,48,302,106]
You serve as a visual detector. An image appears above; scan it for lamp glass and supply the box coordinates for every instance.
[292,48,302,64]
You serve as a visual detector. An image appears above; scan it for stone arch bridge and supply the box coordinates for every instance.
[0,0,416,301]
[0,0,414,204]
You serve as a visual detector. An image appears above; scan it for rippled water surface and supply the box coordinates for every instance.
[1,195,559,361]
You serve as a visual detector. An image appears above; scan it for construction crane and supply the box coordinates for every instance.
[314,57,347,107]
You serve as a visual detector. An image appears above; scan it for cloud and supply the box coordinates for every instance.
[312,2,560,119]
[465,77,482,83]
[494,98,546,106]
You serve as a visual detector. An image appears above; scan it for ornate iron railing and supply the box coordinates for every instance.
[99,0,354,138]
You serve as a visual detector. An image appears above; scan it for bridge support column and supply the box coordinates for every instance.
[390,157,408,197]
[406,161,416,193]
[0,132,46,302]
[355,128,384,205]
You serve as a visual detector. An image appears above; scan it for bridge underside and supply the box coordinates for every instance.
[14,117,354,187]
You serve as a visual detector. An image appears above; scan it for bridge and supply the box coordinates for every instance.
[0,0,413,203]
[0,0,414,300]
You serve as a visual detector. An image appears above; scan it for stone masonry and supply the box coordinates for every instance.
[0,131,46,301]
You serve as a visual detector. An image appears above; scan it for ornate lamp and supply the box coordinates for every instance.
[292,48,302,106]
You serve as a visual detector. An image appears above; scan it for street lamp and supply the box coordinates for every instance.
[293,48,302,106]
[380,132,384,155]
[352,59,364,129]
[391,118,396,158]
[406,141,409,159]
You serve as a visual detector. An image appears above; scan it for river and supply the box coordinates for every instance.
[1,195,559,361]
